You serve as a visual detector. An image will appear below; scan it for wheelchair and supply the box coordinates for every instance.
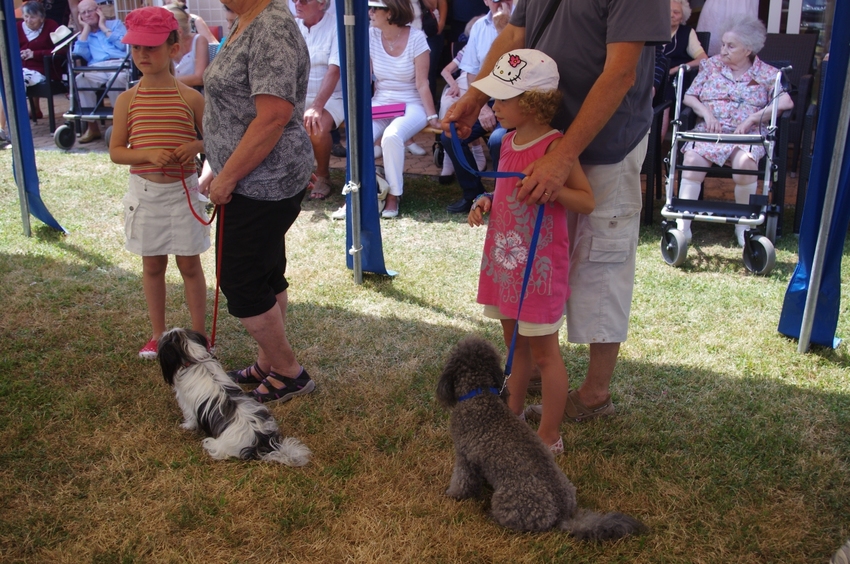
[659,64,790,276]
[53,42,134,150]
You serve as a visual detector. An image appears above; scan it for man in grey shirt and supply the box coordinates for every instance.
[444,0,668,426]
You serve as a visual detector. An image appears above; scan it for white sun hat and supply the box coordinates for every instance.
[471,49,560,100]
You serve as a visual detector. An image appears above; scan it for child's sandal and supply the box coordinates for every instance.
[549,436,564,456]
[226,362,267,385]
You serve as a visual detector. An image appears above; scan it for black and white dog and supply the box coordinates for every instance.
[157,328,312,467]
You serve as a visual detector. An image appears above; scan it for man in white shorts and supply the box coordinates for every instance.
[295,0,345,201]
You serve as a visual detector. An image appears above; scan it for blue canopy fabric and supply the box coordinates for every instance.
[0,0,66,234]
[335,0,390,276]
[777,4,849,348]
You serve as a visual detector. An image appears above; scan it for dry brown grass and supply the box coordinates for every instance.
[1,151,849,563]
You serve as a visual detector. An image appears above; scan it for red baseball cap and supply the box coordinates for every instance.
[122,6,179,47]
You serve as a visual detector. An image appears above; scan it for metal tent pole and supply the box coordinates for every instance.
[797,53,850,353]
[342,0,362,284]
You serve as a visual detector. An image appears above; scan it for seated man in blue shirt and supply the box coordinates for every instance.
[72,0,129,143]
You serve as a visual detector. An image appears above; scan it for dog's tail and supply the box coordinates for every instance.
[559,509,647,541]
[254,435,312,467]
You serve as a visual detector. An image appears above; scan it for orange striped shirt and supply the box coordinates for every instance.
[128,82,197,177]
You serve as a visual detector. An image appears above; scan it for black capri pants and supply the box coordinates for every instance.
[216,189,305,318]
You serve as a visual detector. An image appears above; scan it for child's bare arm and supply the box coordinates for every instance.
[109,88,176,168]
[554,162,594,214]
[172,88,206,166]
[441,61,460,97]
[172,140,204,167]
[546,138,595,214]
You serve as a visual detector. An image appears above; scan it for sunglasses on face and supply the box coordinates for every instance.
[369,6,388,11]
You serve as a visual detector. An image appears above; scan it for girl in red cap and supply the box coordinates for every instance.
[109,6,208,359]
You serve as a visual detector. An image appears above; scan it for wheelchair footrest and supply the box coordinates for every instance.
[661,198,766,226]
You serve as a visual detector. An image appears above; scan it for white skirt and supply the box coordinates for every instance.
[123,174,211,256]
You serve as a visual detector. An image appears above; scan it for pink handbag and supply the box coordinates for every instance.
[372,103,406,120]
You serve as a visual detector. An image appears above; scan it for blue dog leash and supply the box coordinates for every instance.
[448,123,545,388]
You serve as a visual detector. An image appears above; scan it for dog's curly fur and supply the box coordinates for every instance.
[157,328,311,467]
[436,336,647,540]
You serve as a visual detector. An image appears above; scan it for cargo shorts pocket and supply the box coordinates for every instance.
[588,237,631,264]
[123,194,140,241]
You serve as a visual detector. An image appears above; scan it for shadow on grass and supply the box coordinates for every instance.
[1,245,849,561]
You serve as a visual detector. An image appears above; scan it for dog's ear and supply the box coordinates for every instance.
[157,331,186,386]
[435,366,457,408]
[185,329,209,351]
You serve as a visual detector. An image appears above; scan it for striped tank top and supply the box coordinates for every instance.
[128,81,197,177]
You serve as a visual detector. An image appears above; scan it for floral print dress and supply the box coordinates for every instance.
[683,55,782,166]
[477,130,570,325]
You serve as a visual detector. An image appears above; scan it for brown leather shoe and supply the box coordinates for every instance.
[79,129,102,144]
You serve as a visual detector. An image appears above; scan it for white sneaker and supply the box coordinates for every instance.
[331,204,347,220]
[405,142,426,156]
[374,145,382,159]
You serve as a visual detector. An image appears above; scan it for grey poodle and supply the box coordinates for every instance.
[436,336,647,540]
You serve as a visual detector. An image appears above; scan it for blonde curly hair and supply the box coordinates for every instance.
[517,89,562,125]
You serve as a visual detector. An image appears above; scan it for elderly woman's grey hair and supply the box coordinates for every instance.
[316,0,331,10]
[21,0,47,18]
[672,0,691,23]
[721,15,767,57]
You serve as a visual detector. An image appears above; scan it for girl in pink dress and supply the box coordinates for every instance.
[467,50,595,455]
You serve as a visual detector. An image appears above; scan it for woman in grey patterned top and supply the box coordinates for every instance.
[200,0,316,404]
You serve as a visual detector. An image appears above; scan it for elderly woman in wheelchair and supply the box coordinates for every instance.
[677,16,793,247]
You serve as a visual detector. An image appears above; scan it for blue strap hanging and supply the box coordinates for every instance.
[449,123,545,381]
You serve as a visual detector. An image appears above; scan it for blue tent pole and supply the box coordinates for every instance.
[0,8,31,237]
[797,53,850,353]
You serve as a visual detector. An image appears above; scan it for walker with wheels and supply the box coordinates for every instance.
[659,64,788,276]
[53,44,133,150]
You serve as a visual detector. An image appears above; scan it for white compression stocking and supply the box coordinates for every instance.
[440,150,455,176]
[470,143,486,172]
[676,179,702,238]
[734,181,758,246]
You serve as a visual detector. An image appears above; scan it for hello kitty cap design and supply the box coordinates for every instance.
[471,49,560,100]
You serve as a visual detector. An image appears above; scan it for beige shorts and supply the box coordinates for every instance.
[483,305,565,337]
[306,94,345,129]
[566,135,648,344]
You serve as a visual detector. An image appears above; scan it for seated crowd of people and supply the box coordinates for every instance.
[8,0,791,235]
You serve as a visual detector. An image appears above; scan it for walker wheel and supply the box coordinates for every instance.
[743,234,776,276]
[54,124,75,150]
[661,228,688,267]
[104,125,113,148]
[432,141,444,168]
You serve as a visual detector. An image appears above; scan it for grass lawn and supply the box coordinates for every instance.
[1,150,848,563]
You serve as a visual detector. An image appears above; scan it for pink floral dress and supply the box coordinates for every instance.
[683,56,782,166]
[477,130,570,325]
